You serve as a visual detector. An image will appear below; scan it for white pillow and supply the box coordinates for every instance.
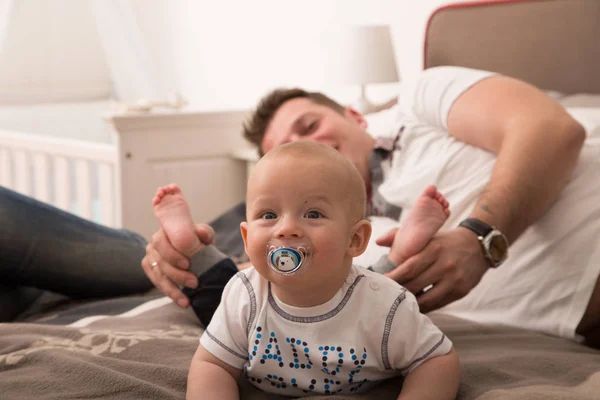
[364,104,404,139]
[545,90,566,101]
[560,94,600,108]
[566,107,600,139]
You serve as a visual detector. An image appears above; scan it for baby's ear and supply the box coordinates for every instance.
[347,219,372,257]
[240,222,249,254]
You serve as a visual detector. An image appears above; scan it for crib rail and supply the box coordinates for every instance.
[0,129,120,227]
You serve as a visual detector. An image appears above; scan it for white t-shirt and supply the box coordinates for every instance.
[355,66,600,340]
[200,265,452,397]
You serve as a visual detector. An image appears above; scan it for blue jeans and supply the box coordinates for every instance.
[0,186,152,321]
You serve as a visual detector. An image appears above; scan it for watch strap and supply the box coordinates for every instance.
[458,218,494,237]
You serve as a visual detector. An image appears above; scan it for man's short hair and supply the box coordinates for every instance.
[243,88,345,156]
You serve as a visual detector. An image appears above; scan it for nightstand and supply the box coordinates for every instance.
[230,147,259,182]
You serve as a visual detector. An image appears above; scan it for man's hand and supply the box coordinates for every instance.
[141,224,215,308]
[378,228,490,313]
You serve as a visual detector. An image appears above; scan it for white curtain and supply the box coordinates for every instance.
[0,0,13,55]
[0,0,112,104]
[0,0,171,105]
[92,0,168,103]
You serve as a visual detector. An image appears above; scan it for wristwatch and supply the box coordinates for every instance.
[458,218,509,268]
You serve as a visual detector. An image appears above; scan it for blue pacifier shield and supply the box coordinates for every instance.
[269,247,303,274]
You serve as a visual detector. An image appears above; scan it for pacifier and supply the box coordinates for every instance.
[266,242,313,276]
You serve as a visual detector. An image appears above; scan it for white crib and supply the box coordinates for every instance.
[0,129,121,226]
[0,109,252,239]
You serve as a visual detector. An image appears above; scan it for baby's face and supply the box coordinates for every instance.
[241,156,357,289]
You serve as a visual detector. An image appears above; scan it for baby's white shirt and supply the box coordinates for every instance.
[200,265,452,397]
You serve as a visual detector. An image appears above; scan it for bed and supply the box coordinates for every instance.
[2,0,600,399]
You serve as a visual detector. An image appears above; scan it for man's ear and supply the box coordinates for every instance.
[347,219,372,257]
[240,221,249,254]
[344,107,368,129]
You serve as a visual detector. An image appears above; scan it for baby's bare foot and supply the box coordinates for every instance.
[391,185,450,264]
[152,183,203,257]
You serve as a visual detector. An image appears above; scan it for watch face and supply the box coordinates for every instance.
[489,233,509,262]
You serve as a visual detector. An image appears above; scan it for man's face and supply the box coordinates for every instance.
[261,98,375,184]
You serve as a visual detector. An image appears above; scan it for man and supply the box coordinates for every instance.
[142,66,600,346]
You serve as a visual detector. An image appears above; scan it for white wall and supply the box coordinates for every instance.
[171,0,459,111]
[0,0,458,109]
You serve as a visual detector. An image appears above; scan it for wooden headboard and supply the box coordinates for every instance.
[424,0,600,94]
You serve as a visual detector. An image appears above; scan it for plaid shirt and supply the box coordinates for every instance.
[367,126,404,221]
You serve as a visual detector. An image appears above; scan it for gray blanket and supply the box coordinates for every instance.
[2,202,599,398]
[1,295,599,399]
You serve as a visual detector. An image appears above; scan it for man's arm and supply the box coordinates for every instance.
[397,347,460,400]
[187,344,241,400]
[447,75,585,241]
[386,74,585,312]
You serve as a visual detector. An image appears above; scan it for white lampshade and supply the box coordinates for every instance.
[325,25,399,86]
[314,25,399,113]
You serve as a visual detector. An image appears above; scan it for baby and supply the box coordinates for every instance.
[153,141,459,399]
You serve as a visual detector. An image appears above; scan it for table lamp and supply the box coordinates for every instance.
[329,25,400,114]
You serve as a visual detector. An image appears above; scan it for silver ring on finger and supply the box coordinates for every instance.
[151,261,159,270]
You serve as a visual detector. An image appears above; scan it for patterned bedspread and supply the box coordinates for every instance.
[1,293,599,399]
